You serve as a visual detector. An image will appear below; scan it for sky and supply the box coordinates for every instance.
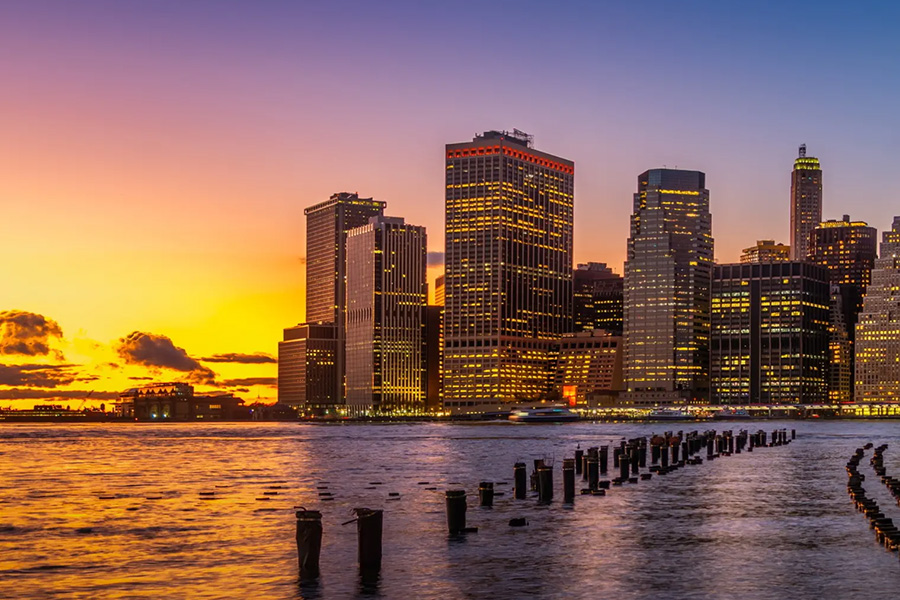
[2,0,899,407]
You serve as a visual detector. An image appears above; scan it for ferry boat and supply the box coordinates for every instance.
[508,407,580,423]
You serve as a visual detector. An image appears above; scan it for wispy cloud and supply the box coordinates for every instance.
[201,353,276,364]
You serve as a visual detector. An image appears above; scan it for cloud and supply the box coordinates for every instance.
[427,251,444,267]
[0,310,64,356]
[115,332,216,384]
[221,377,277,387]
[0,364,84,388]
[201,353,276,364]
[0,388,119,400]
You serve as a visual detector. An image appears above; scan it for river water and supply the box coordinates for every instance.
[1,421,899,599]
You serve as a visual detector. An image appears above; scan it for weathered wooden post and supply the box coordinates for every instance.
[563,458,575,504]
[478,482,494,508]
[514,462,527,499]
[445,490,467,534]
[355,508,383,573]
[296,508,323,581]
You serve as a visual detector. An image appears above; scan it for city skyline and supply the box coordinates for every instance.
[3,1,900,406]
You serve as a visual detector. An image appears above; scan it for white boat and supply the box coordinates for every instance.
[509,407,580,423]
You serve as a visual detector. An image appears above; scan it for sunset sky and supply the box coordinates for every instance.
[2,0,899,407]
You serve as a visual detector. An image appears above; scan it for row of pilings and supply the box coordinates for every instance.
[295,427,796,580]
[847,443,900,555]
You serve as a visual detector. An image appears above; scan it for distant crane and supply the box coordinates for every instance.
[77,390,94,411]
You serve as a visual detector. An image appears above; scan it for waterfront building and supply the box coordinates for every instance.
[346,216,427,414]
[855,217,900,402]
[303,192,385,405]
[573,262,623,334]
[116,383,246,420]
[740,240,791,264]
[443,129,574,408]
[790,144,823,261]
[553,329,623,407]
[277,323,339,412]
[710,262,830,404]
[623,169,713,405]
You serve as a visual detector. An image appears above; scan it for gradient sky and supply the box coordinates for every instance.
[2,0,899,406]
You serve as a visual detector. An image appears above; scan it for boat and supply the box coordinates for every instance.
[712,408,752,420]
[646,408,702,421]
[508,407,580,423]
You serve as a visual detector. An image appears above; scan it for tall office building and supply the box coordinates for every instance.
[710,262,830,404]
[790,144,823,261]
[303,192,385,405]
[434,274,445,306]
[553,329,623,407]
[808,215,877,335]
[277,323,339,412]
[424,305,444,412]
[573,263,624,334]
[856,217,900,402]
[345,216,427,414]
[740,240,791,264]
[827,285,853,403]
[443,129,574,407]
[623,169,713,404]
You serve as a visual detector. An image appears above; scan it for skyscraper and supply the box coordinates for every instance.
[443,130,574,408]
[623,169,713,404]
[710,262,830,404]
[808,215,877,335]
[303,192,385,406]
[790,144,822,261]
[345,216,427,415]
[573,262,624,334]
[277,323,339,411]
[856,217,900,402]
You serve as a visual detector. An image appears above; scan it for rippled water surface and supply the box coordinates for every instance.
[2,421,900,599]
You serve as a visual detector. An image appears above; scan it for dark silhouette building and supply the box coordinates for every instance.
[277,323,339,413]
[573,263,623,334]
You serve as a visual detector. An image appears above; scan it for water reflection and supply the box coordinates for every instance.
[1,422,900,599]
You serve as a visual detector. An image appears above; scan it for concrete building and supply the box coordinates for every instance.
[443,129,574,409]
[553,329,623,407]
[424,305,443,413]
[710,262,830,404]
[573,262,623,334]
[345,216,427,414]
[623,169,713,404]
[277,323,339,413]
[741,240,791,264]
[116,383,247,421]
[790,144,823,261]
[856,217,900,402]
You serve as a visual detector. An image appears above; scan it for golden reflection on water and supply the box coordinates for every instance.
[1,421,900,599]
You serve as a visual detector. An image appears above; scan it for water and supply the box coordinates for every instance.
[1,421,899,599]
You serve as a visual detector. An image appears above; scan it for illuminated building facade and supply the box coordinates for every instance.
[277,323,339,412]
[741,240,791,264]
[855,217,900,402]
[116,383,246,421]
[623,169,713,404]
[346,216,427,414]
[443,130,574,407]
[573,262,623,334]
[553,329,623,406]
[808,215,877,400]
[303,192,385,405]
[710,262,830,404]
[808,215,877,334]
[790,144,822,261]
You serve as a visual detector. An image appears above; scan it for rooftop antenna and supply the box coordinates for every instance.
[799,144,807,158]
